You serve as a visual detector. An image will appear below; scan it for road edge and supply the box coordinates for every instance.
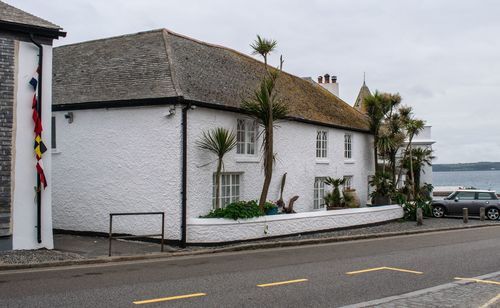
[1,222,499,272]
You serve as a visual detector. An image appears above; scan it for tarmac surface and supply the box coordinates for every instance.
[0,226,499,307]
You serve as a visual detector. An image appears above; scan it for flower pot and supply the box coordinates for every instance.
[343,189,361,208]
[265,207,278,215]
[371,195,391,206]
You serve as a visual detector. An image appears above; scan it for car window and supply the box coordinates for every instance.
[457,192,475,200]
[477,192,494,200]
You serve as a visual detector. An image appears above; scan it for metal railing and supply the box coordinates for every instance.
[108,212,165,256]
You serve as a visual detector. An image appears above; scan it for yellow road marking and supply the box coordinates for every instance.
[454,277,500,286]
[479,293,500,308]
[257,278,308,287]
[346,266,423,275]
[133,293,206,305]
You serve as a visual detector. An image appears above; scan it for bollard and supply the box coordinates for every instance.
[463,208,468,223]
[480,207,485,221]
[416,208,423,226]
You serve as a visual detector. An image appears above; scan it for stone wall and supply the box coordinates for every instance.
[0,37,15,238]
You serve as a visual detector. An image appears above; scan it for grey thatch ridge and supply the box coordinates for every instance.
[0,1,61,30]
[53,28,370,132]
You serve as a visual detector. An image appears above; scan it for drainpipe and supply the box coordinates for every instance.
[180,101,191,248]
[30,34,43,244]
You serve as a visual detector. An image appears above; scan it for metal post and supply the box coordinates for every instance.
[161,212,165,252]
[416,208,423,226]
[463,208,468,224]
[108,214,113,257]
[480,207,485,221]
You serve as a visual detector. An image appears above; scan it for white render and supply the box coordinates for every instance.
[187,205,403,243]
[53,105,375,241]
[11,42,54,249]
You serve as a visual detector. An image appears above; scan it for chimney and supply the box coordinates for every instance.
[318,73,339,97]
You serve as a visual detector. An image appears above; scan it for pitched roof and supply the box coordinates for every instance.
[354,81,371,113]
[0,1,61,30]
[53,29,370,132]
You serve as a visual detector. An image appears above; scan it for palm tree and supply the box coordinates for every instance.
[402,147,434,192]
[196,127,237,209]
[243,35,288,211]
[250,35,277,68]
[242,71,288,210]
[397,116,425,199]
[364,91,400,172]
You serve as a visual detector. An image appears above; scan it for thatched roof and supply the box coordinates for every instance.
[0,1,61,30]
[53,29,370,132]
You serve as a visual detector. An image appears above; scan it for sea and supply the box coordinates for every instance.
[433,170,500,192]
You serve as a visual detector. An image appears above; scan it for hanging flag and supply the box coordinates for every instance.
[30,67,47,189]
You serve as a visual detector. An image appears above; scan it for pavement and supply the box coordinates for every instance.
[0,226,499,307]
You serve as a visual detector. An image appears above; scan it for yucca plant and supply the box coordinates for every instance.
[196,127,237,209]
[243,35,288,211]
[324,177,345,207]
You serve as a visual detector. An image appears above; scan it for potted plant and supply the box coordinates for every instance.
[324,177,345,210]
[264,201,279,215]
[369,172,394,206]
[343,188,360,208]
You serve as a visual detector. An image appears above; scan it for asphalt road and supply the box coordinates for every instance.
[1,226,499,307]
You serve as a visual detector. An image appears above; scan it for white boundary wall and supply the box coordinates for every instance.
[187,205,403,243]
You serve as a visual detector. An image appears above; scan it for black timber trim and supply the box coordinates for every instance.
[0,21,66,39]
[52,97,183,111]
[52,97,371,134]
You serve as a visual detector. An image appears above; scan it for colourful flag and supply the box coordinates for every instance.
[30,67,47,189]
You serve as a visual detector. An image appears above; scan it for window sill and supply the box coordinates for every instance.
[316,159,330,165]
[52,149,61,154]
[344,159,356,164]
[235,156,260,163]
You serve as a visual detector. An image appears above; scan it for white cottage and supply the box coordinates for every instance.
[0,1,65,250]
[51,29,381,245]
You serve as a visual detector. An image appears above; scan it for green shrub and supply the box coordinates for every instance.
[201,200,265,220]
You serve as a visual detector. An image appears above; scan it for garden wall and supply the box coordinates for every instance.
[187,205,403,243]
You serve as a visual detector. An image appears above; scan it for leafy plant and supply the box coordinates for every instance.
[369,172,394,198]
[242,35,288,211]
[196,127,237,209]
[201,200,264,220]
[324,177,345,207]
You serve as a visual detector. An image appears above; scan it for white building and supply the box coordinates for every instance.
[0,1,65,250]
[51,29,378,245]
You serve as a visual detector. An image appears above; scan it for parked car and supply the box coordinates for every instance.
[432,190,500,220]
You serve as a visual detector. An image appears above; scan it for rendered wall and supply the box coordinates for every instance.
[52,106,182,240]
[11,42,53,249]
[187,107,375,219]
[188,205,403,243]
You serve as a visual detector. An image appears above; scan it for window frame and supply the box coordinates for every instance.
[344,133,352,159]
[212,172,241,208]
[343,175,353,190]
[316,130,328,159]
[236,118,258,157]
[314,177,326,210]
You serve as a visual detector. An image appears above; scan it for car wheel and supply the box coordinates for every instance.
[486,208,500,220]
[432,205,445,218]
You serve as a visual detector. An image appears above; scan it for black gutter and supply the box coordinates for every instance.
[0,21,66,39]
[52,97,181,111]
[180,100,191,248]
[30,34,43,244]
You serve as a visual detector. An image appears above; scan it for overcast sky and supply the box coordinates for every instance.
[8,0,500,164]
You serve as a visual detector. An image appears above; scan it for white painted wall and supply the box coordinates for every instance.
[53,105,375,240]
[52,106,182,240]
[12,42,53,249]
[187,107,374,219]
[188,205,403,243]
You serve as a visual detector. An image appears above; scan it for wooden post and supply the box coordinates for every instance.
[480,207,485,221]
[463,208,468,224]
[416,208,423,226]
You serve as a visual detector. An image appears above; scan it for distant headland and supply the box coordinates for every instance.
[433,162,500,172]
